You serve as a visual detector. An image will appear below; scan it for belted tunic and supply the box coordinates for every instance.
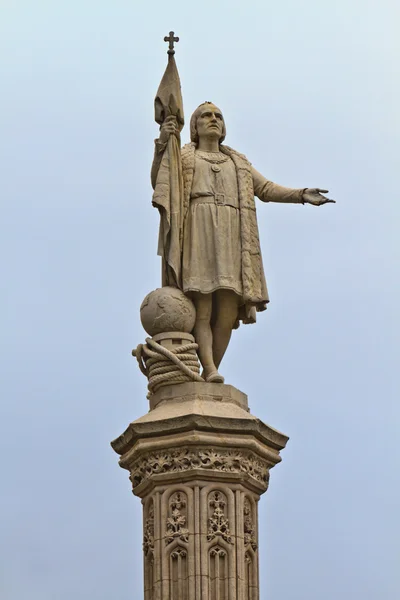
[183,150,243,296]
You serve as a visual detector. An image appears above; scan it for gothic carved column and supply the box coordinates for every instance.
[112,382,288,600]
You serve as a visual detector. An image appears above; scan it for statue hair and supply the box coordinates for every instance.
[190,102,226,144]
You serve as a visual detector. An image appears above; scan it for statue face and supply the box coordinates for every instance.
[196,105,224,140]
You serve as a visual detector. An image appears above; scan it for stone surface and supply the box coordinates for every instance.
[140,482,261,600]
[148,381,249,411]
[111,382,288,599]
[140,287,196,336]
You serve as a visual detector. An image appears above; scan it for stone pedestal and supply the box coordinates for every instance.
[111,382,288,600]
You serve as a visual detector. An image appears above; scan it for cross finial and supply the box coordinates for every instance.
[164,31,179,56]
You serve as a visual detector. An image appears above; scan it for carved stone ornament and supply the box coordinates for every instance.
[207,491,233,544]
[129,447,270,489]
[166,491,189,545]
[210,546,226,558]
[244,498,258,551]
[171,547,187,560]
[143,502,155,556]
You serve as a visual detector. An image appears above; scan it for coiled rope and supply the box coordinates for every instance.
[132,337,204,396]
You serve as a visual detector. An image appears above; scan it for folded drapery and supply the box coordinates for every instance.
[152,53,185,288]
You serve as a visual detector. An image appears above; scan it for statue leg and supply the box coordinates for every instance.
[212,289,239,369]
[192,292,224,383]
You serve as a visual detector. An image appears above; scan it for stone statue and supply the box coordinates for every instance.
[150,34,334,384]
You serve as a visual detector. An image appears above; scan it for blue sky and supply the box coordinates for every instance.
[1,1,399,598]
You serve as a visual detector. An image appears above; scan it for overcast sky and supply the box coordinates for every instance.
[1,1,399,599]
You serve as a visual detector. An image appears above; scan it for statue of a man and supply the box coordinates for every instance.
[151,102,334,383]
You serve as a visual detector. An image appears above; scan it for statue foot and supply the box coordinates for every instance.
[205,370,225,384]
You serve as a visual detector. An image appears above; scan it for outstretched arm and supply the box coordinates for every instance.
[252,167,304,203]
[252,167,335,205]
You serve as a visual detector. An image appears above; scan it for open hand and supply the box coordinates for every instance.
[159,115,179,144]
[303,188,335,206]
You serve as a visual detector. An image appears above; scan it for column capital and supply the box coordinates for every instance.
[111,383,288,497]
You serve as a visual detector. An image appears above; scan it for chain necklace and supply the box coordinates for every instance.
[195,150,230,164]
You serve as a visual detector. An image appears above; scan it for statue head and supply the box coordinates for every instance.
[190,102,226,145]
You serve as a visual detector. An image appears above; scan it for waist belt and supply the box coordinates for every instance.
[190,194,239,209]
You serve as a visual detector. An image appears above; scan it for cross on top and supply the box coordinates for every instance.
[164,31,179,55]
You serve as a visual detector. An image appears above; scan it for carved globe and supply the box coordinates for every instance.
[140,287,196,336]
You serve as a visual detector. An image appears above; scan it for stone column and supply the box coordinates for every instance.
[111,382,288,600]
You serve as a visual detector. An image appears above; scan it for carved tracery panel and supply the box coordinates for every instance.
[244,497,257,551]
[209,546,229,600]
[143,499,155,600]
[169,546,189,600]
[244,552,252,600]
[143,500,155,556]
[166,491,189,545]
[207,490,233,544]
[243,497,258,600]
